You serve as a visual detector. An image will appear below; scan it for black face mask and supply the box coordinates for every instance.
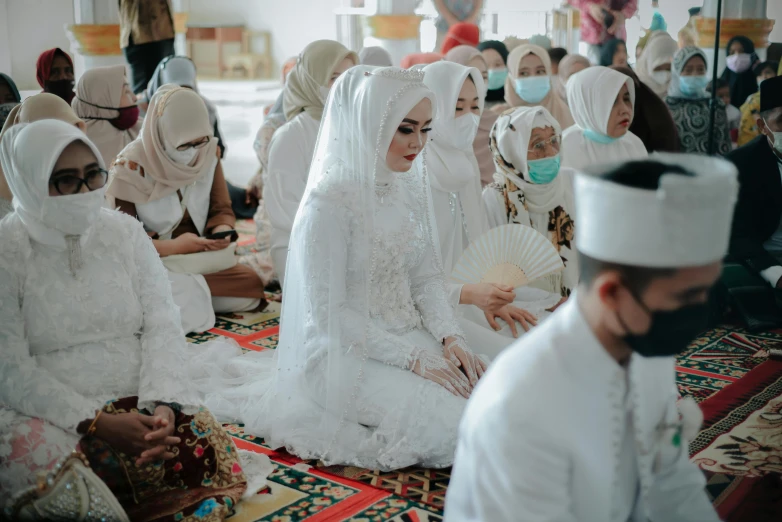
[44,79,75,103]
[616,289,710,358]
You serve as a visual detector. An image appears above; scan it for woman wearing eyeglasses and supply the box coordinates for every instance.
[0,119,263,519]
[109,84,266,334]
[484,106,578,300]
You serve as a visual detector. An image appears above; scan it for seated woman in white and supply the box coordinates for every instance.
[561,66,648,171]
[263,40,358,284]
[109,85,266,334]
[0,120,269,516]
[484,106,578,299]
[72,65,141,168]
[422,61,560,358]
[210,66,487,471]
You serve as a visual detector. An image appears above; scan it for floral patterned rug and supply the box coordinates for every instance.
[186,227,782,520]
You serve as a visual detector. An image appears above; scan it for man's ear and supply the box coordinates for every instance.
[757,115,768,137]
[594,270,624,313]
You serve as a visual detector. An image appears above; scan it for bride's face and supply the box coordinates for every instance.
[385,98,432,173]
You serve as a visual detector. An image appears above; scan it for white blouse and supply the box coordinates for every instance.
[262,112,320,283]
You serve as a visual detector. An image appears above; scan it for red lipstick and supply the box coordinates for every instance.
[404,154,418,161]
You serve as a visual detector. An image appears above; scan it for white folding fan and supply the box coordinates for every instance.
[451,224,564,288]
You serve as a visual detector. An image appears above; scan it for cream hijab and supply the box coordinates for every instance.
[72,65,141,168]
[635,32,678,99]
[556,54,591,103]
[0,93,85,201]
[423,61,488,244]
[107,85,218,204]
[489,106,577,295]
[562,66,648,171]
[503,44,575,129]
[283,40,358,122]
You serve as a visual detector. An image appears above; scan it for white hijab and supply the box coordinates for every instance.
[269,66,445,466]
[423,61,488,244]
[359,46,393,66]
[562,66,648,171]
[490,106,578,295]
[635,32,678,99]
[0,120,106,272]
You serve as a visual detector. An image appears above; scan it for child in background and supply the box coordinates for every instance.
[708,78,741,146]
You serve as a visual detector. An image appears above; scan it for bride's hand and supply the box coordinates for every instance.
[411,351,472,399]
[443,336,486,386]
[461,283,515,313]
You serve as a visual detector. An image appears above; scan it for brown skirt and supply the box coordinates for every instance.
[80,398,246,522]
[203,264,265,298]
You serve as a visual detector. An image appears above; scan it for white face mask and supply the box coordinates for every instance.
[445,113,480,149]
[319,85,330,103]
[165,143,199,165]
[41,187,107,236]
[651,70,671,85]
[767,126,782,155]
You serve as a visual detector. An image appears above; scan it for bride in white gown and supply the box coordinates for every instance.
[206,65,487,471]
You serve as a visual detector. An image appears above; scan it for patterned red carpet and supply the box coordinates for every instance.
[186,222,782,521]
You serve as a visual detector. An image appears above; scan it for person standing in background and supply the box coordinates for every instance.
[434,0,483,52]
[567,0,638,65]
[119,0,175,94]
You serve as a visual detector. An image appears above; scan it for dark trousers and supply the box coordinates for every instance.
[123,38,175,94]
[227,182,258,220]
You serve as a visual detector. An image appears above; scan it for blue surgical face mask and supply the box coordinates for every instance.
[679,75,709,97]
[514,76,551,104]
[487,68,508,90]
[527,154,561,184]
[583,129,619,144]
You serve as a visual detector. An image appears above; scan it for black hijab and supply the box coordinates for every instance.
[0,73,21,103]
[599,38,626,67]
[477,40,509,103]
[720,35,759,107]
[610,65,679,153]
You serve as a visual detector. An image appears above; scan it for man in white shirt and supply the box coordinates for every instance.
[445,154,737,521]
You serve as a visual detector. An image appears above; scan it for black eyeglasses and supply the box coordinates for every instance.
[176,137,210,151]
[50,168,108,195]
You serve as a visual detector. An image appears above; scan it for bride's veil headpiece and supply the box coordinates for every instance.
[267,65,442,466]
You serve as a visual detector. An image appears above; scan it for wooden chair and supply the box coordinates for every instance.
[225,30,273,79]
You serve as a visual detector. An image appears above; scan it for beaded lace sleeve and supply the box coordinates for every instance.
[302,195,420,371]
[124,215,202,413]
[410,219,465,344]
[0,223,105,435]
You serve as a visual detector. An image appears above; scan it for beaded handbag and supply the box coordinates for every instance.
[6,452,129,522]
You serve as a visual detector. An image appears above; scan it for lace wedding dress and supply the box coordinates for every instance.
[204,66,474,471]
[0,209,270,501]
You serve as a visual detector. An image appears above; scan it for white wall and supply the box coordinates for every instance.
[1,0,75,89]
[181,0,342,73]
[769,1,782,43]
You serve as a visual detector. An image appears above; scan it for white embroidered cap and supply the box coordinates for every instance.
[575,153,739,268]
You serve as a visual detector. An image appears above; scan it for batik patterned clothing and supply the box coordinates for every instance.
[82,398,246,522]
[665,96,732,156]
[738,91,761,147]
